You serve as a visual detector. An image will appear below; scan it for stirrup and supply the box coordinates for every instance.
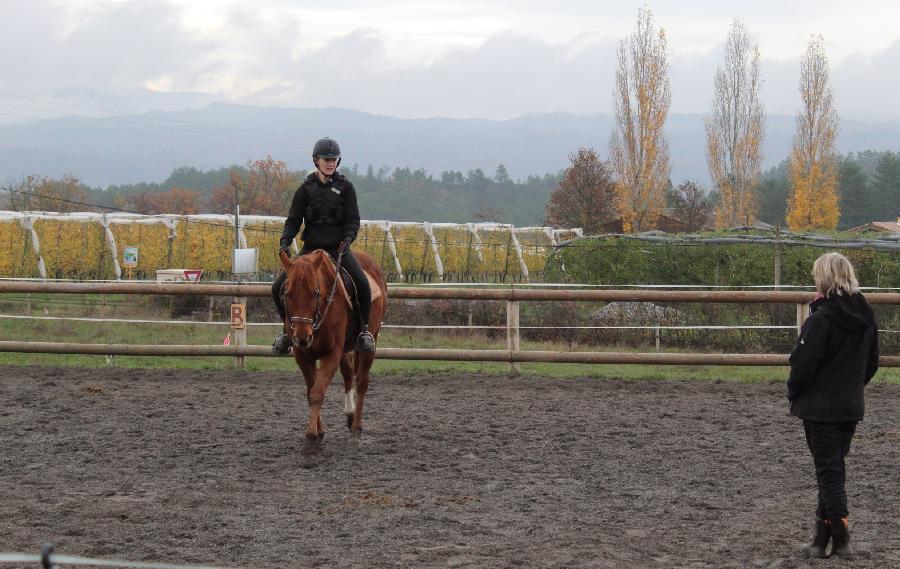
[357,330,376,352]
[272,332,291,355]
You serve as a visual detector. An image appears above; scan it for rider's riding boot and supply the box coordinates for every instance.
[272,332,291,355]
[829,517,855,560]
[357,325,376,352]
[802,518,830,559]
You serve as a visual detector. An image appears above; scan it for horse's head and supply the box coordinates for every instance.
[279,249,327,350]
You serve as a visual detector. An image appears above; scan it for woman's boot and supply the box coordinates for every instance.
[802,518,830,558]
[829,517,855,560]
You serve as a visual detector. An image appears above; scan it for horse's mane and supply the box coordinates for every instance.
[286,250,336,296]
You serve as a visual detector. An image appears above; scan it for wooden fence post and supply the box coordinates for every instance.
[231,298,247,369]
[795,302,810,336]
[507,300,520,374]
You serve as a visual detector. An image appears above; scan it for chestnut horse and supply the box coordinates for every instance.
[278,249,387,451]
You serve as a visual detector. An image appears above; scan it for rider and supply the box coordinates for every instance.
[271,137,375,354]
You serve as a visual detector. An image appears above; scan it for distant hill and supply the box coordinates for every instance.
[1,103,899,188]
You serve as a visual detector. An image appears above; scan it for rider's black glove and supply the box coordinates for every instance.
[341,235,353,251]
[279,238,292,253]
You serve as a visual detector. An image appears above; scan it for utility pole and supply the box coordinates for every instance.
[234,182,240,252]
[774,223,782,290]
[232,178,245,368]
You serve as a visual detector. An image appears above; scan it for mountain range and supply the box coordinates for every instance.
[1,103,899,188]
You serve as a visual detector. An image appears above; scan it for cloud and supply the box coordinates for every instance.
[2,0,900,123]
[0,0,214,115]
[832,38,900,121]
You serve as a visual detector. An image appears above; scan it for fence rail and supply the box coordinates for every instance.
[1,281,897,368]
[3,280,900,303]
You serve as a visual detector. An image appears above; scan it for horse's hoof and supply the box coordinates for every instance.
[350,432,362,448]
[317,432,325,442]
[301,437,321,458]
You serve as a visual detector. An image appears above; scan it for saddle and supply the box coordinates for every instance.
[325,254,382,310]
[323,253,381,353]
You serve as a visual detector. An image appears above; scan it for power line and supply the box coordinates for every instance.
[1,187,281,234]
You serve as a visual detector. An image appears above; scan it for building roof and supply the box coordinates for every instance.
[847,219,900,233]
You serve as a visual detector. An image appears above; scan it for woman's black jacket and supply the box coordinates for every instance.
[279,171,360,251]
[787,293,879,423]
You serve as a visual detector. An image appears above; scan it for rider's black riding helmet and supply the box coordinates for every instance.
[312,138,341,168]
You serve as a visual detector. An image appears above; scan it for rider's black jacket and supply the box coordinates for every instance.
[788,292,879,423]
[279,171,361,251]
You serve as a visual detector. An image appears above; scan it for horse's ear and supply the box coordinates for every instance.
[279,248,293,270]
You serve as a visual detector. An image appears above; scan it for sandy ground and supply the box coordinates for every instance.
[1,365,898,568]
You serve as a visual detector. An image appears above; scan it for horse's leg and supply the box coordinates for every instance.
[298,357,316,402]
[351,350,375,436]
[340,352,357,430]
[306,349,341,441]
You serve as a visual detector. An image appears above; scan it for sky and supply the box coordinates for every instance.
[2,0,900,122]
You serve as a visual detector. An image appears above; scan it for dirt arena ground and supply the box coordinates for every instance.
[1,365,898,568]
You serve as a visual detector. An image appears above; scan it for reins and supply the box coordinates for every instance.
[311,246,345,331]
[283,247,346,335]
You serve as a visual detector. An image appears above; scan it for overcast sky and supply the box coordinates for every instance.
[3,0,900,121]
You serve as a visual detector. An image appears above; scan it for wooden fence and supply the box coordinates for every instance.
[1,281,897,369]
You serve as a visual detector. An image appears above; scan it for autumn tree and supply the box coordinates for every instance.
[669,180,711,232]
[209,168,245,214]
[129,187,202,214]
[786,35,840,230]
[545,147,616,234]
[2,174,89,212]
[246,156,297,214]
[706,20,764,228]
[209,157,298,215]
[609,6,671,233]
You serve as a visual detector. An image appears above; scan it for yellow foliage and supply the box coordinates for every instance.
[109,221,172,276]
[390,225,436,274]
[786,35,840,231]
[243,220,282,272]
[352,224,389,261]
[0,220,36,277]
[0,216,561,280]
[433,226,481,274]
[34,220,109,278]
[787,159,840,231]
[515,230,554,274]
[175,219,234,272]
[610,7,671,233]
[476,227,515,274]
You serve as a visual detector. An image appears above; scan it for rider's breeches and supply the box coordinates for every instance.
[338,249,371,325]
[272,271,288,322]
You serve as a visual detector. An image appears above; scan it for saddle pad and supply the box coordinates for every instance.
[335,269,382,308]
[367,272,383,301]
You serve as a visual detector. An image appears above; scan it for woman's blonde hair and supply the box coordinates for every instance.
[812,252,860,297]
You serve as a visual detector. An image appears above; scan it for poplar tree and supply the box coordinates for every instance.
[706,20,764,228]
[787,35,840,230]
[609,6,671,233]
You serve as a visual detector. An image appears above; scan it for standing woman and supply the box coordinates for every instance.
[788,252,879,559]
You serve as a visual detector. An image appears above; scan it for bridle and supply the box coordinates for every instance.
[282,247,346,339]
[284,279,321,332]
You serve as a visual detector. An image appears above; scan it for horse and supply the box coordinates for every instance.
[278,248,387,453]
